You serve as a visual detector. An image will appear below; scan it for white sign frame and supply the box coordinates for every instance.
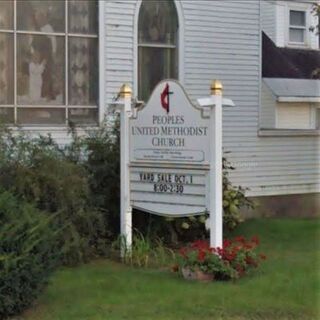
[110,80,234,255]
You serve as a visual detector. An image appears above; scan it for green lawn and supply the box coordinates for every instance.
[22,218,320,320]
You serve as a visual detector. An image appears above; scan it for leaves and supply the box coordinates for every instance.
[0,192,60,318]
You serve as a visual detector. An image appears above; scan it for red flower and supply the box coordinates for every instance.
[197,250,206,262]
[223,239,231,248]
[235,236,245,243]
[216,247,224,256]
[236,265,245,276]
[191,240,210,250]
[224,252,236,262]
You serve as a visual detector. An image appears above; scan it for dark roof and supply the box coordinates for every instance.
[262,32,320,79]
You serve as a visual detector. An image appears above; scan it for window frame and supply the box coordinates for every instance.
[0,0,103,127]
[134,0,184,101]
[288,9,307,45]
[285,2,312,48]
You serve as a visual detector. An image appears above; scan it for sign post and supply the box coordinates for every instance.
[110,84,134,257]
[210,81,223,249]
[110,80,234,256]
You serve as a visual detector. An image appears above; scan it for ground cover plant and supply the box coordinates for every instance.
[21,218,320,320]
[112,232,176,269]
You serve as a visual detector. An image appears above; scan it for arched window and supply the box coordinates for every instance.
[138,0,178,101]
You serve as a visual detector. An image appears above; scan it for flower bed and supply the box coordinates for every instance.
[177,236,266,281]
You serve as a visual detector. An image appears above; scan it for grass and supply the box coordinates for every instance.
[22,218,320,320]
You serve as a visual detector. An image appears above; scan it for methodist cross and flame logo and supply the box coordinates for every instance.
[160,83,173,114]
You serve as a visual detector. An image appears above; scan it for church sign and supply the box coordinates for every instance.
[129,80,210,216]
[130,81,210,164]
[110,79,234,255]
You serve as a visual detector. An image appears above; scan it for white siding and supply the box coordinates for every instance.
[261,0,276,42]
[260,82,276,128]
[104,0,136,105]
[310,8,320,49]
[275,2,286,47]
[102,0,320,197]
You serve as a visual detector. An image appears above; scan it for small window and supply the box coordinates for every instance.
[289,10,306,44]
[138,0,178,101]
[0,0,99,126]
[276,104,316,130]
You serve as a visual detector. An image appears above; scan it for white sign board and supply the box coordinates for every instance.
[110,79,233,254]
[130,81,210,164]
[129,80,210,216]
[130,166,208,216]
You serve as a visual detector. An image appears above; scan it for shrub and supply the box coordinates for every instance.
[0,127,109,265]
[222,157,254,230]
[76,119,121,239]
[0,191,60,318]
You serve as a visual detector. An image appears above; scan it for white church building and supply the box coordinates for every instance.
[0,0,319,215]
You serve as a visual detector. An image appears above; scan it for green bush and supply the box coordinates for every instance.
[0,191,60,318]
[65,119,121,240]
[0,128,109,265]
[222,157,254,230]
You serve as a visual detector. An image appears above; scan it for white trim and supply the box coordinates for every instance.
[285,2,313,48]
[9,126,98,132]
[98,0,105,123]
[14,105,98,109]
[65,0,68,125]
[278,97,320,103]
[246,185,320,197]
[133,0,184,99]
[13,0,17,123]
[138,43,176,49]
[311,105,316,128]
[14,30,98,38]
[258,0,262,130]
[176,0,185,86]
[258,128,320,137]
[16,30,66,37]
